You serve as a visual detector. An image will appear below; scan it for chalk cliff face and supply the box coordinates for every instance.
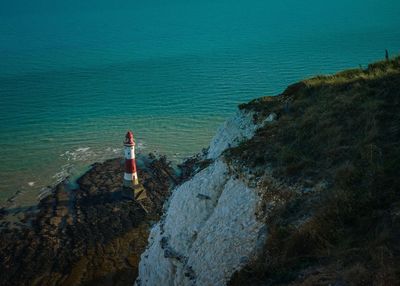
[206,110,257,160]
[137,57,400,286]
[207,109,276,160]
[136,109,272,286]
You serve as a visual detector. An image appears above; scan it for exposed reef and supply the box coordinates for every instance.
[0,155,177,286]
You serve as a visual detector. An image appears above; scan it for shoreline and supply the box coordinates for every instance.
[0,151,180,222]
[0,153,183,286]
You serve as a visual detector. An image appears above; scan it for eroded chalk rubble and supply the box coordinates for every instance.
[136,109,275,286]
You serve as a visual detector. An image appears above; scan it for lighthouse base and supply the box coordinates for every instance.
[123,178,139,188]
[123,179,148,201]
[133,186,147,201]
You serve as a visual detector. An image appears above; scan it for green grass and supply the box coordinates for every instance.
[228,56,400,285]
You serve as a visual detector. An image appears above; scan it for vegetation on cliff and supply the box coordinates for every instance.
[228,57,400,285]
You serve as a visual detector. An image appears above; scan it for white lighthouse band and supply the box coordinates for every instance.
[124,172,138,183]
[124,145,135,159]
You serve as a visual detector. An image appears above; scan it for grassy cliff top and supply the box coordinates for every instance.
[231,56,400,184]
[240,56,400,112]
[228,56,400,285]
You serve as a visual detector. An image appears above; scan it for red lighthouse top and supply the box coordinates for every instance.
[124,131,135,146]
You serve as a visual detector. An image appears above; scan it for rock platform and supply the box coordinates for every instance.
[0,155,177,286]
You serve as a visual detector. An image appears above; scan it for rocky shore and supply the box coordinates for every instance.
[0,155,178,286]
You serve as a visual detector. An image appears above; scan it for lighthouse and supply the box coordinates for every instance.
[123,131,139,188]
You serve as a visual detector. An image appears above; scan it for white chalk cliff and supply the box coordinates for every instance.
[136,109,275,286]
[207,109,276,160]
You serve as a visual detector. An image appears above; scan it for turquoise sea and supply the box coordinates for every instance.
[1,0,400,205]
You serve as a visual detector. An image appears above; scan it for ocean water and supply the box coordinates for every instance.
[1,0,400,205]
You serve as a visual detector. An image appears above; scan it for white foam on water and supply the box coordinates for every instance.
[75,147,90,152]
[106,147,123,155]
[52,163,73,184]
[27,182,35,187]
[37,187,52,201]
[60,147,95,162]
[137,141,145,150]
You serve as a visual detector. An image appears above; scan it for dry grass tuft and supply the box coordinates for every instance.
[228,56,400,285]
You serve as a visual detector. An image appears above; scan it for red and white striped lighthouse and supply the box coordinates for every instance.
[123,131,139,188]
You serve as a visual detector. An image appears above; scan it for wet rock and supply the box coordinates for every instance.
[0,155,177,286]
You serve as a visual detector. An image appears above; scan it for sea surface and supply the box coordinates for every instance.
[1,0,400,206]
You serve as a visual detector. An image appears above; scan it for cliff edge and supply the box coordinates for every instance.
[136,57,400,286]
